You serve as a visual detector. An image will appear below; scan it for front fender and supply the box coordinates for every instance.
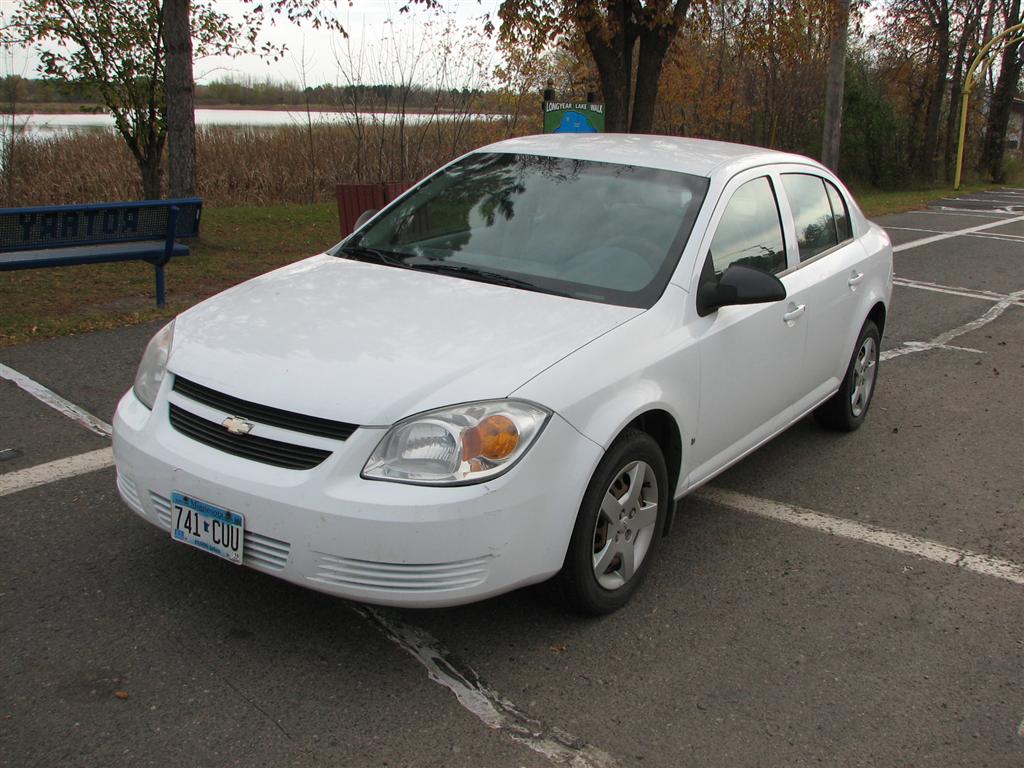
[513,286,699,493]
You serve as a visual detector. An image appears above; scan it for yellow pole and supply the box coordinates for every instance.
[954,90,971,190]
[954,22,1024,190]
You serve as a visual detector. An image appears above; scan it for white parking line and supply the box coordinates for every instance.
[881,288,1024,361]
[697,487,1024,587]
[0,447,114,497]
[893,214,1024,252]
[960,232,1024,244]
[893,277,1024,306]
[932,206,1023,215]
[0,362,112,437]
[940,196,1024,205]
[886,226,1024,245]
[939,196,1024,205]
[908,210,1013,219]
[884,227,947,234]
[353,605,618,768]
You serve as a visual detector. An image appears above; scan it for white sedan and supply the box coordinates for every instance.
[113,134,892,614]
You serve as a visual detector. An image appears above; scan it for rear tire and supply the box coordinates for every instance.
[814,319,880,432]
[552,429,668,615]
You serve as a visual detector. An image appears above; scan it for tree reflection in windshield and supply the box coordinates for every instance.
[347,152,709,309]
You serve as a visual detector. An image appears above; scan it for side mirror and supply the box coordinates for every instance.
[353,209,379,231]
[696,264,786,317]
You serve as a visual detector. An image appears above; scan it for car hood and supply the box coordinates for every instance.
[168,254,642,426]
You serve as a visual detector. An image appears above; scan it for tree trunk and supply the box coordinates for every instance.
[943,3,979,182]
[981,0,1023,182]
[918,3,950,181]
[631,26,673,133]
[581,3,633,133]
[578,0,691,133]
[820,0,850,171]
[163,0,197,198]
[139,153,164,200]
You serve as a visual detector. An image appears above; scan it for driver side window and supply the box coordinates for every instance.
[709,176,787,276]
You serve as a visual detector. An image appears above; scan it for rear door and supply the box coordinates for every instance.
[776,170,869,408]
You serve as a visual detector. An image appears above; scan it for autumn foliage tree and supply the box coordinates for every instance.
[498,0,698,132]
[653,1,842,149]
[979,0,1023,182]
[874,0,1024,183]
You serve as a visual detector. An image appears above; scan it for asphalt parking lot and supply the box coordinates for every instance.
[2,190,1023,767]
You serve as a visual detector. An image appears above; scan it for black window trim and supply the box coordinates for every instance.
[823,178,853,245]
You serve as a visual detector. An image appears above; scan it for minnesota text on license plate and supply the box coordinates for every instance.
[171,492,244,563]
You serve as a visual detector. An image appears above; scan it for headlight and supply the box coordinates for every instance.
[133,320,175,409]
[362,400,550,485]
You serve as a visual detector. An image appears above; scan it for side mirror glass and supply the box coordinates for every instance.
[353,209,379,231]
[697,263,786,317]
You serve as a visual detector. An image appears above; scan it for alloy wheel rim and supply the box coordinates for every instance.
[850,336,877,418]
[591,460,659,590]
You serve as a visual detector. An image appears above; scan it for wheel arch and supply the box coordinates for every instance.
[619,408,684,536]
[867,300,887,337]
[625,410,682,499]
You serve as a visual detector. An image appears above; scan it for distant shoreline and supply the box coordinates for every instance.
[7,102,510,116]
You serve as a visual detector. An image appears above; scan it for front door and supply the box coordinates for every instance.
[687,173,807,486]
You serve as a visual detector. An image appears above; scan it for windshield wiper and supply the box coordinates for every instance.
[405,261,567,297]
[336,243,407,267]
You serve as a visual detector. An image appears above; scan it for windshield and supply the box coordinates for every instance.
[334,152,709,308]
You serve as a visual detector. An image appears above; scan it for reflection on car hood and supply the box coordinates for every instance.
[168,254,643,426]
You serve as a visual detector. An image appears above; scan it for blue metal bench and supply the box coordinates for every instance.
[0,198,203,307]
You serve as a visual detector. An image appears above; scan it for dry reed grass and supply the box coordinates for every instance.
[1,116,540,207]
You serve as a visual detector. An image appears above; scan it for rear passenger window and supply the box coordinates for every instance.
[825,180,852,242]
[782,174,838,261]
[709,176,786,275]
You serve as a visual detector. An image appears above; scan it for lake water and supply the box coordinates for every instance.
[9,108,498,137]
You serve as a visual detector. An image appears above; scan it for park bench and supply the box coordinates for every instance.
[0,198,203,307]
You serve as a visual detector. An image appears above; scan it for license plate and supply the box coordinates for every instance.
[171,492,244,564]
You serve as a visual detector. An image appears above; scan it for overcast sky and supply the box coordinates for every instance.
[2,0,503,87]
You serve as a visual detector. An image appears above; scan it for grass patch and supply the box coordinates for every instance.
[0,202,341,348]
[851,182,1001,218]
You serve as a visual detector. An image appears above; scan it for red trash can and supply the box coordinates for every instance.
[335,181,412,235]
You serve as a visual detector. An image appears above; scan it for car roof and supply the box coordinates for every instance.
[474,133,821,179]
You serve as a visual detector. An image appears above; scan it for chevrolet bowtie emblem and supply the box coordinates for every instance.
[221,416,254,435]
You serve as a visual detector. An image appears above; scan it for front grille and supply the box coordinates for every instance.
[173,376,357,441]
[310,553,492,592]
[169,403,331,470]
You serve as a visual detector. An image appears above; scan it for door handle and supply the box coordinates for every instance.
[848,270,865,288]
[782,304,806,323]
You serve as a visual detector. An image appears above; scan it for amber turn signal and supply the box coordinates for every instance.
[462,414,519,462]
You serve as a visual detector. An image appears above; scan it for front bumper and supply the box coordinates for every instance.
[112,385,603,608]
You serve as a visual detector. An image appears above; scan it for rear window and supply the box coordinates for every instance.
[782,174,839,262]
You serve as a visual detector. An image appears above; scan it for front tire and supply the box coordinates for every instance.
[815,319,880,432]
[553,429,669,615]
